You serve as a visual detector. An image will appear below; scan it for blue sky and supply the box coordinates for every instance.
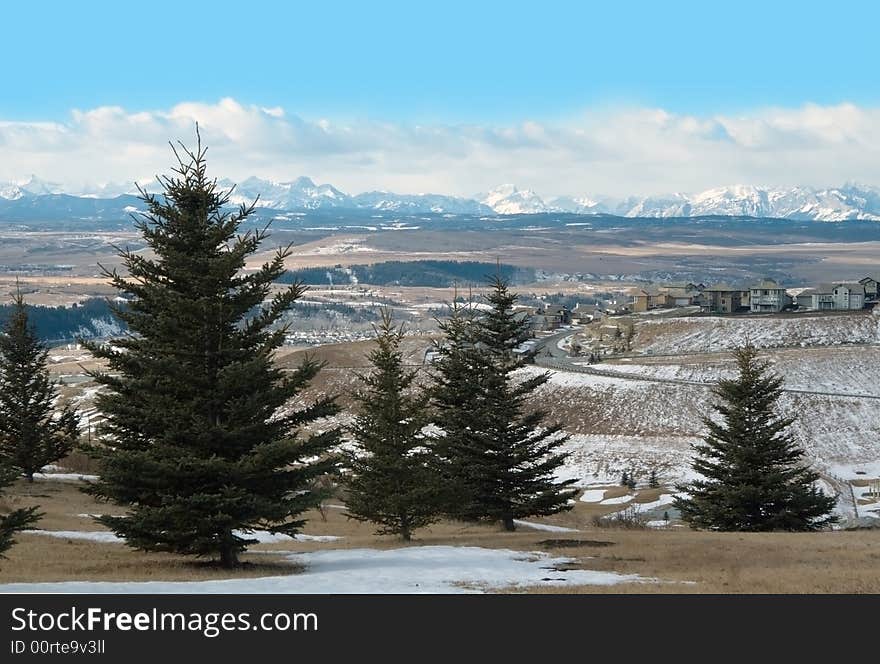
[3,0,878,122]
[2,1,879,196]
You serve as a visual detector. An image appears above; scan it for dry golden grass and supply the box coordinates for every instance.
[2,479,879,592]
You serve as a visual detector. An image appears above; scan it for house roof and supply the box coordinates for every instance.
[859,275,880,283]
[809,282,865,295]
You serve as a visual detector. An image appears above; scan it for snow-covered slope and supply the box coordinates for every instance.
[0,181,24,200]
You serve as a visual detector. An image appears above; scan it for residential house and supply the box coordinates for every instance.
[858,275,880,300]
[795,289,817,309]
[630,287,669,312]
[528,303,572,331]
[571,302,599,323]
[749,279,791,312]
[701,284,743,313]
[661,286,702,307]
[799,283,865,311]
[540,304,572,326]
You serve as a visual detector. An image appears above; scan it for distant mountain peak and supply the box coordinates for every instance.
[480,184,550,214]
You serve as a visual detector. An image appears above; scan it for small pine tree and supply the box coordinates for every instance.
[626,473,637,490]
[345,310,438,540]
[648,468,659,489]
[0,291,78,482]
[674,344,837,531]
[432,275,576,531]
[82,136,340,567]
[620,471,629,487]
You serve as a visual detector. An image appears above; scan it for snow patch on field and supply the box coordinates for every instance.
[0,546,651,594]
[32,472,99,482]
[512,520,579,533]
[240,531,343,543]
[634,494,677,512]
[24,530,121,543]
[579,489,606,503]
[599,495,634,505]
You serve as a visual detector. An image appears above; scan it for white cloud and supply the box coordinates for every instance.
[1,98,879,198]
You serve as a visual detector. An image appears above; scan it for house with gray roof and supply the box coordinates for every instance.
[749,279,791,312]
[798,283,866,311]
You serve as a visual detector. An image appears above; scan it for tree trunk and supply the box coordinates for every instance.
[219,535,239,568]
[400,514,411,542]
[26,472,34,483]
[502,516,515,532]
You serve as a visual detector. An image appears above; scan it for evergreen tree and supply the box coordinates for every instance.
[674,344,836,532]
[620,471,629,487]
[648,468,659,489]
[0,483,41,560]
[83,136,340,567]
[0,291,78,482]
[344,309,438,540]
[431,275,576,531]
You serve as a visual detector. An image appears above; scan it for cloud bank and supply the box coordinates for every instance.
[1,98,878,198]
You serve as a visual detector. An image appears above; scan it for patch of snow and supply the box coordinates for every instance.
[512,520,579,533]
[633,494,677,512]
[24,530,121,543]
[579,489,606,503]
[0,546,651,594]
[600,495,634,505]
[32,472,99,482]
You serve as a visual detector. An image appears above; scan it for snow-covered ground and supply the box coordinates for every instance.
[529,343,880,520]
[636,313,880,354]
[601,347,880,396]
[0,546,651,594]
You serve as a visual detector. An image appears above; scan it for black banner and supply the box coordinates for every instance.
[0,594,876,661]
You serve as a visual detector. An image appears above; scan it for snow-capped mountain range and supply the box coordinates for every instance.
[1,175,880,221]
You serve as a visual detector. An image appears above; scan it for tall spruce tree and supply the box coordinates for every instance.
[83,136,340,567]
[431,276,576,531]
[344,309,438,540]
[0,291,78,482]
[674,343,836,531]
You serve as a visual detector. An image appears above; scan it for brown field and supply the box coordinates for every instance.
[2,478,879,592]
